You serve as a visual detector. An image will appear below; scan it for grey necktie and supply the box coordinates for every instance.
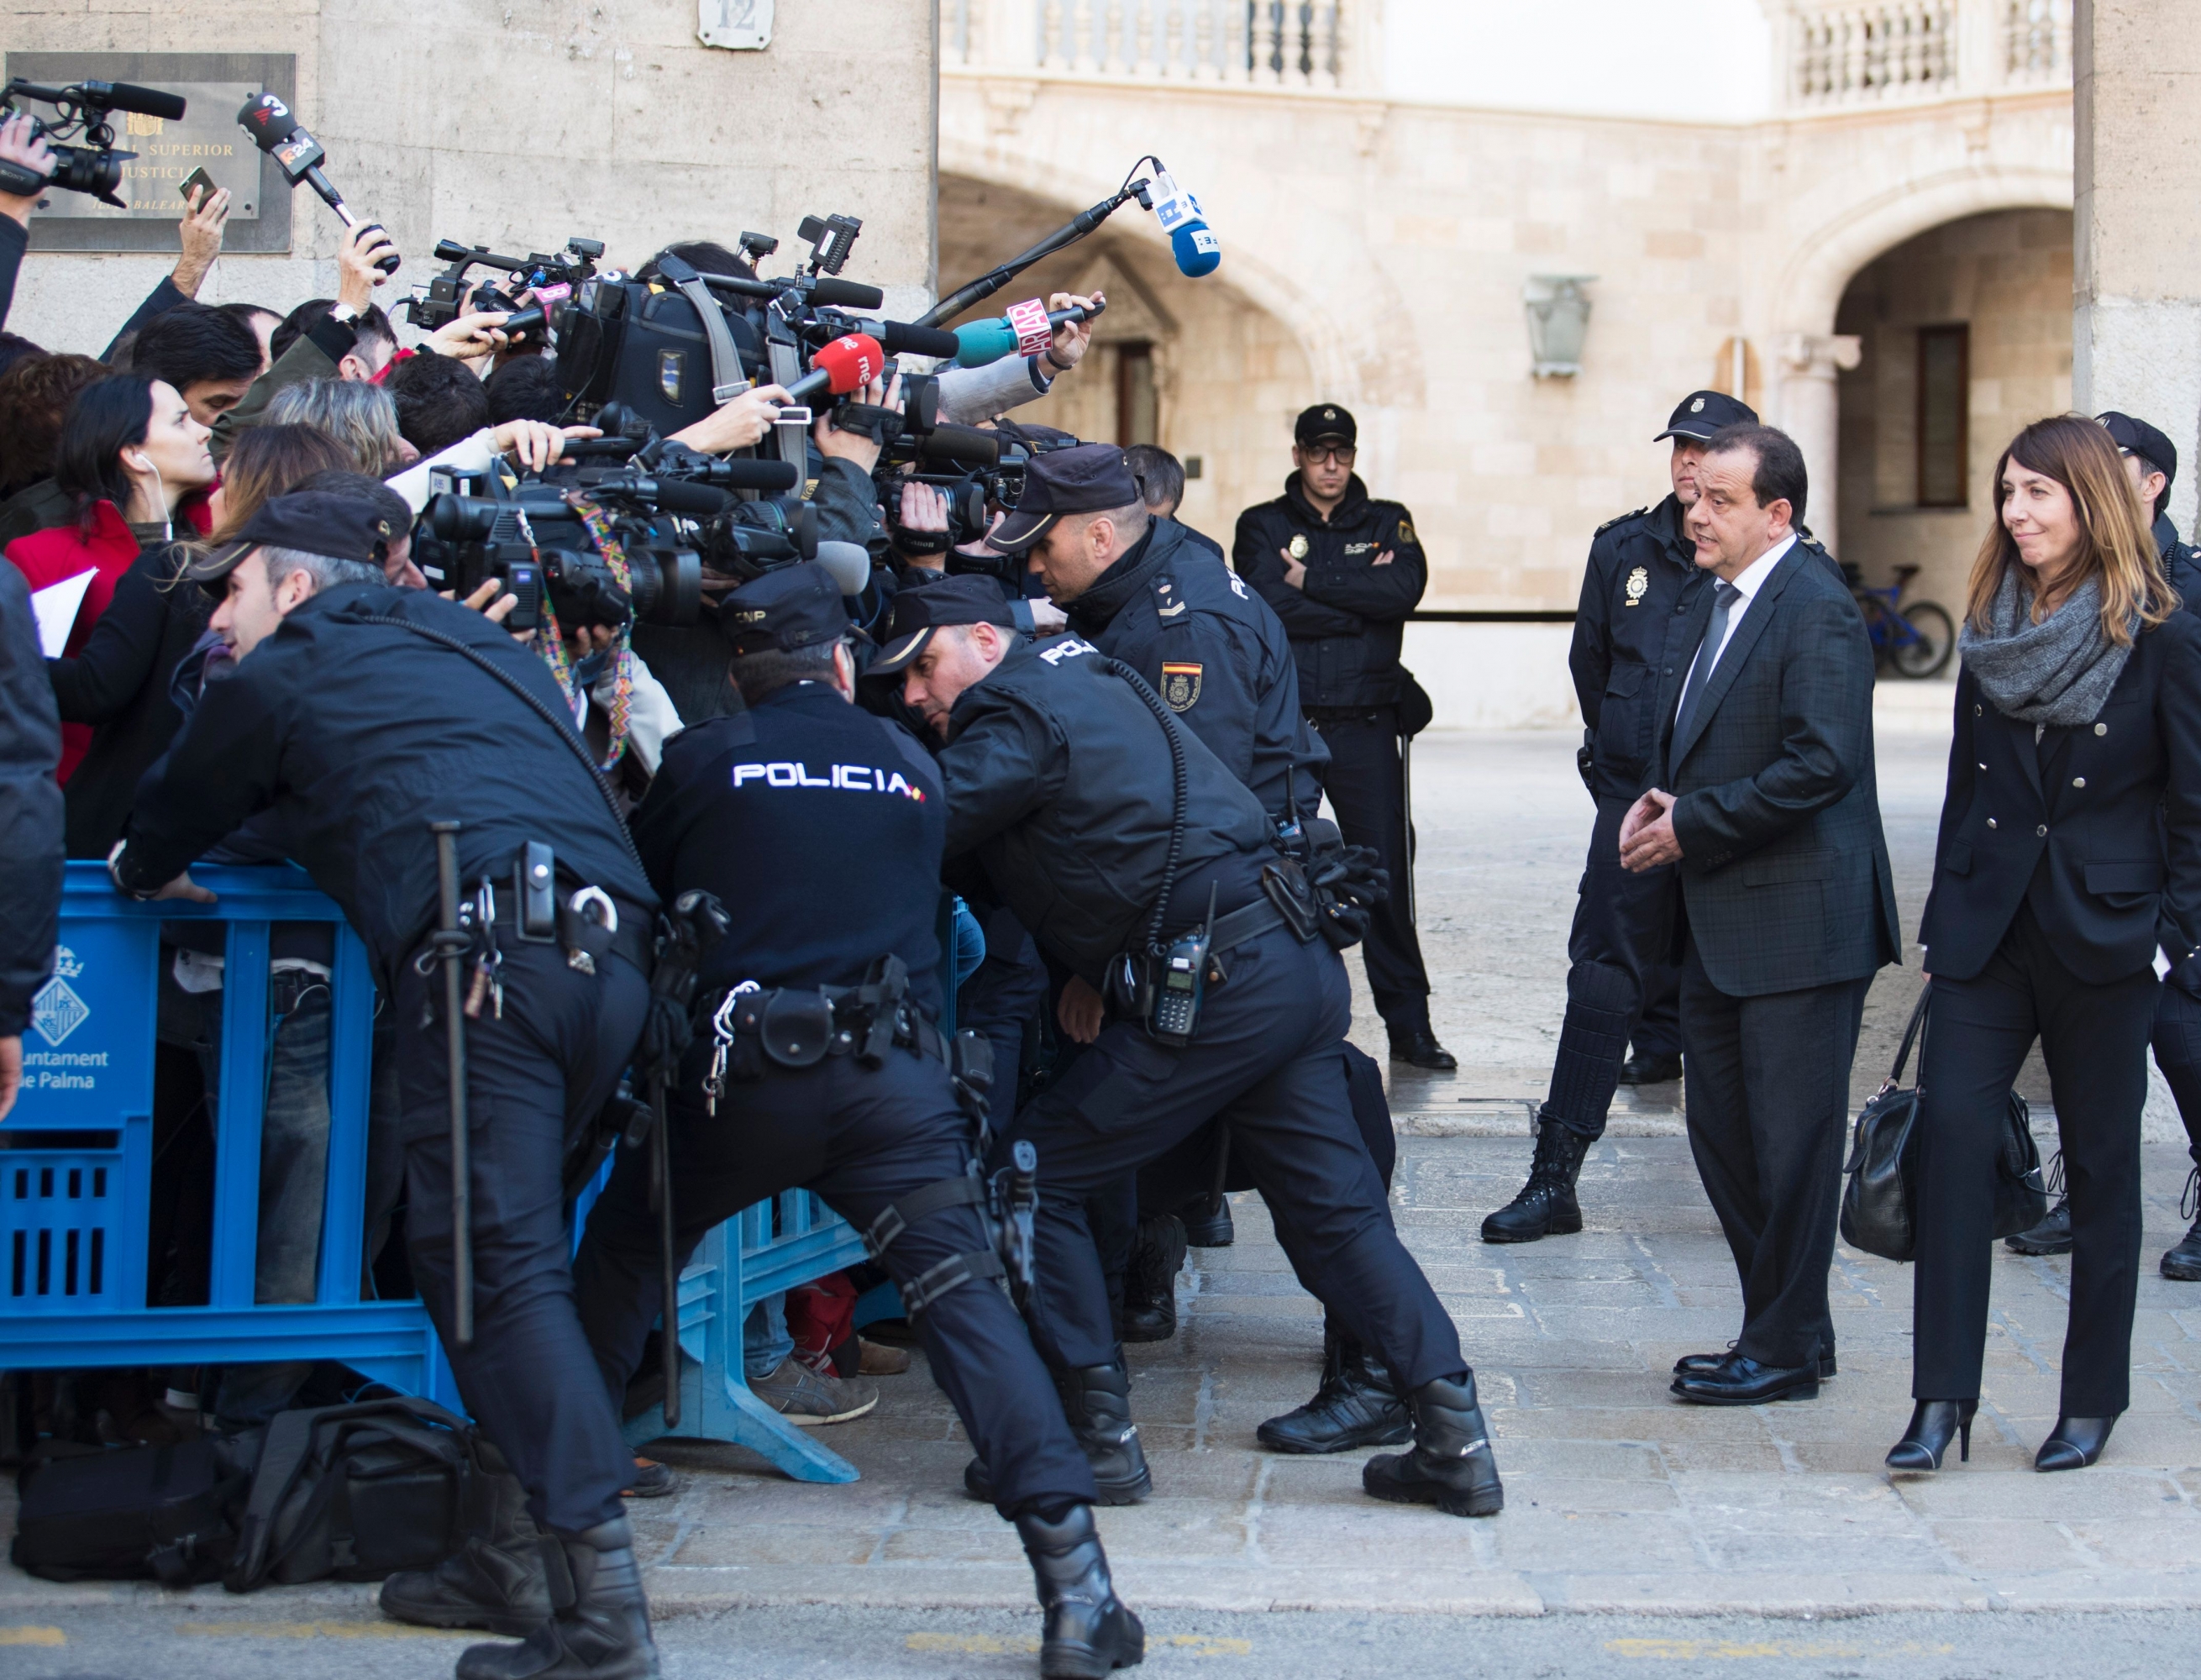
[1675,581,1741,743]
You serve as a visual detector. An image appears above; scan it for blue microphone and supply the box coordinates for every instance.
[1150,171,1221,278]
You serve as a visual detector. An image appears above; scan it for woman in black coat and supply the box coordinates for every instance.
[1900,414,2201,1474]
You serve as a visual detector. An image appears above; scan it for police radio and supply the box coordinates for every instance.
[1148,883,1217,1047]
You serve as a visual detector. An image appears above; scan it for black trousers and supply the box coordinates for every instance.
[1309,707,1431,1033]
[2151,980,2201,1164]
[997,923,1463,1389]
[571,1043,1094,1519]
[1913,905,2154,1414]
[395,936,649,1536]
[1679,937,1869,1369]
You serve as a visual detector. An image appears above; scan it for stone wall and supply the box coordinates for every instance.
[2,0,938,352]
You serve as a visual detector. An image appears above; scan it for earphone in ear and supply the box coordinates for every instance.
[131,452,152,470]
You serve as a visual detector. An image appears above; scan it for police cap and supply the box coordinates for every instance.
[718,562,851,659]
[869,574,1019,675]
[185,490,401,587]
[986,441,1143,554]
[1294,403,1356,449]
[1654,390,1758,444]
[2098,412,2178,490]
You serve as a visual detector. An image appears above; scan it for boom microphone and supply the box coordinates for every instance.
[644,477,733,517]
[808,276,885,310]
[785,333,885,405]
[86,81,188,120]
[951,297,1110,369]
[1149,170,1220,278]
[864,320,962,360]
[815,540,871,596]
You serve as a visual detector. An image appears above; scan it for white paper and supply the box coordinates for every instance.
[30,570,95,659]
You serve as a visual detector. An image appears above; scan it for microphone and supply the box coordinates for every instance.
[644,477,732,517]
[235,91,400,275]
[808,276,885,310]
[814,540,871,596]
[919,424,1001,468]
[1149,171,1220,278]
[951,298,1108,369]
[862,320,962,360]
[784,333,885,406]
[86,81,187,120]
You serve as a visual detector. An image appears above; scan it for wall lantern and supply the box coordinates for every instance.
[1524,275,1596,378]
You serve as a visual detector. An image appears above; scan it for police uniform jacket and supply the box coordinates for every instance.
[1064,517,1327,822]
[1569,496,1707,801]
[1920,612,2201,986]
[2158,512,2201,610]
[1232,472,1426,711]
[630,681,947,1015]
[935,633,1274,986]
[114,583,656,991]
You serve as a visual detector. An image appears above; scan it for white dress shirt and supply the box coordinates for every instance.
[1673,532,1798,723]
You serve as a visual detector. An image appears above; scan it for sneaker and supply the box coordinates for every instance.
[749,1356,878,1425]
[857,1338,911,1376]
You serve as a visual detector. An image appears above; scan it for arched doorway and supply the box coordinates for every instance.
[1832,207,2074,611]
[938,173,1314,539]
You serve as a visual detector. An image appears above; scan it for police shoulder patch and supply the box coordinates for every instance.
[1161,661,1203,711]
[1595,506,1650,537]
[1393,518,1416,547]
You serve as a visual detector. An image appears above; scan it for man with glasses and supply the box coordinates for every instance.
[1233,404,1452,1070]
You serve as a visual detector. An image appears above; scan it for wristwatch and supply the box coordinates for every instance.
[328,302,362,325]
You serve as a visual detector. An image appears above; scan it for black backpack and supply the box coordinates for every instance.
[11,1435,256,1585]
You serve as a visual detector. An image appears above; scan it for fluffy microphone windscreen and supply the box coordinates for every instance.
[814,541,872,596]
[1171,223,1221,279]
[813,333,885,393]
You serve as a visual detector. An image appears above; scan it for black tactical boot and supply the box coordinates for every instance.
[1362,1371,1505,1518]
[2166,1165,2201,1280]
[1480,1116,1590,1243]
[968,1362,1152,1506]
[455,1515,659,1680]
[381,1440,552,1636]
[1177,1194,1233,1248]
[1120,1213,1187,1343]
[1257,1324,1410,1454]
[1016,1504,1146,1677]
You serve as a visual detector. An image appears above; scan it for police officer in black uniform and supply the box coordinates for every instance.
[568,564,1143,1680]
[107,494,665,1680]
[1233,404,1452,1069]
[877,573,1504,1522]
[1481,391,1752,1243]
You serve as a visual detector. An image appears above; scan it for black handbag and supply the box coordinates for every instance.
[1840,984,2047,1263]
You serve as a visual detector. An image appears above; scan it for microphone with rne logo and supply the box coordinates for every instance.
[783,333,885,407]
[1148,170,1221,278]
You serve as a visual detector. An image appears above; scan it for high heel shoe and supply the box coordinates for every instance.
[1884,1399,1978,1472]
[2036,1415,2117,1473]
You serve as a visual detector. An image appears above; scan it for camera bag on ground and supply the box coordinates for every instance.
[11,1434,257,1584]
[223,1397,475,1591]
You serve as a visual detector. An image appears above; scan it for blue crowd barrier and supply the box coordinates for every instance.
[3,862,899,1487]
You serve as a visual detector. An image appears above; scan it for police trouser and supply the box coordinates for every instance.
[1545,794,1684,1140]
[999,922,1465,1389]
[2151,980,2201,1165]
[1307,706,1431,1033]
[395,935,649,1536]
[571,1039,1095,1520]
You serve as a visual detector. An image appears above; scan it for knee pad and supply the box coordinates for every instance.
[1567,958,1637,1018]
[1547,961,1634,1126]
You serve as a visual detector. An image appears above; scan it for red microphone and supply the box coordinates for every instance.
[784,333,885,406]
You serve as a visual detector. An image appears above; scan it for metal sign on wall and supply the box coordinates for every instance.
[698,0,773,50]
[7,52,295,254]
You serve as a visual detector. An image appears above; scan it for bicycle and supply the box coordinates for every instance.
[1845,562,1956,680]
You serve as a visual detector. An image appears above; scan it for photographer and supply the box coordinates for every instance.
[109,490,665,1680]
[0,111,54,333]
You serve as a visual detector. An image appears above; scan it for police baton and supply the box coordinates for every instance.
[1398,730,1418,929]
[428,821,474,1347]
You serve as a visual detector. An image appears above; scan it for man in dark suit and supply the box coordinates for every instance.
[1620,423,1899,1405]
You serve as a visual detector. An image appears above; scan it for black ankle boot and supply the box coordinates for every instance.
[1177,1194,1233,1248]
[1016,1504,1145,1678]
[1361,1372,1505,1517]
[381,1441,551,1635]
[2166,1166,2201,1280]
[968,1363,1152,1507]
[2036,1415,2118,1473]
[1480,1117,1590,1244]
[1884,1399,1977,1473]
[454,1516,659,1680]
[1257,1326,1410,1454]
[1120,1213,1186,1343]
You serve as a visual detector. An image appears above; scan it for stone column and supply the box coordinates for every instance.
[2073,0,2201,539]
[1774,332,1862,557]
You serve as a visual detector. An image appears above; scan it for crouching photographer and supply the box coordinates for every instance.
[107,491,668,1680]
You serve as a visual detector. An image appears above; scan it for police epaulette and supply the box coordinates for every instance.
[1595,507,1649,537]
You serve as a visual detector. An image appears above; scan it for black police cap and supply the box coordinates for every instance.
[869,574,1019,675]
[1654,390,1758,444]
[185,489,401,587]
[718,562,851,659]
[1294,403,1356,449]
[986,442,1143,554]
[2099,412,2178,489]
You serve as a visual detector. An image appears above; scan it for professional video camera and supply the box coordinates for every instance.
[405,235,606,341]
[872,407,1088,570]
[0,77,186,207]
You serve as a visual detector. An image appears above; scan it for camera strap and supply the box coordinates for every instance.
[649,254,752,406]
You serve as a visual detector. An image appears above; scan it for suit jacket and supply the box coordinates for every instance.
[1918,612,2201,985]
[1650,543,1900,997]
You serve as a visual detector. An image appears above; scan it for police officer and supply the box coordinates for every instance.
[1481,391,1751,1243]
[879,575,1505,1521]
[106,494,664,1680]
[567,564,1143,1680]
[1233,403,1453,1069]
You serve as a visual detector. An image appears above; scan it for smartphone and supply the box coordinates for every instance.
[179,166,218,208]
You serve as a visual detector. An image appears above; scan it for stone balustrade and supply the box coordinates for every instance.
[1786,0,2071,107]
[948,0,1369,91]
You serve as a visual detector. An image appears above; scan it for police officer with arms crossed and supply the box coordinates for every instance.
[1482,391,1754,1243]
[1233,404,1453,1069]
[570,563,1143,1680]
[105,493,665,1680]
[876,570,1505,1520]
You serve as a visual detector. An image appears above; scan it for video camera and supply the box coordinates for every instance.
[0,77,186,208]
[875,414,1086,573]
[406,235,606,341]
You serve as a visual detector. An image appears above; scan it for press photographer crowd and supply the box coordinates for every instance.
[3,69,2201,1680]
